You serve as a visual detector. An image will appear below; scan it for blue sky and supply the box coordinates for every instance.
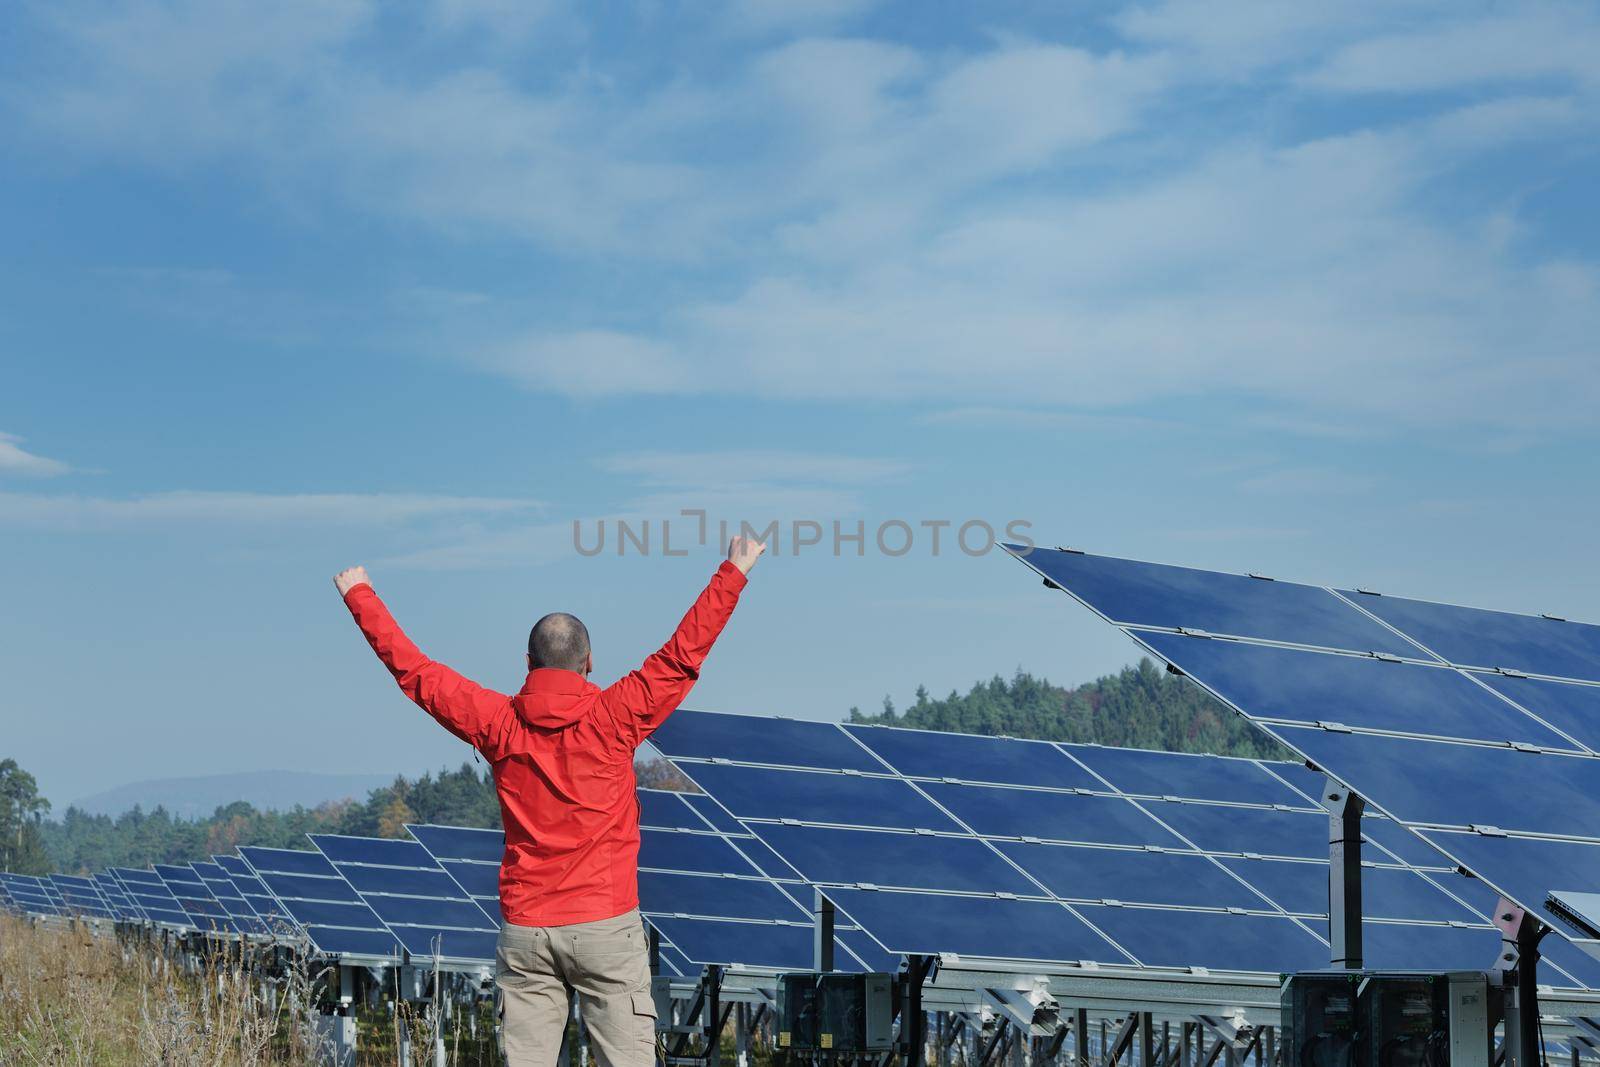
[3,0,1598,806]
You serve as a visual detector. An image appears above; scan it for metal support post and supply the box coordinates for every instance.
[903,955,935,1067]
[1493,899,1547,1067]
[1140,1014,1155,1067]
[1076,1008,1090,1067]
[705,964,723,1067]
[814,889,835,972]
[1323,777,1365,968]
[735,1003,749,1067]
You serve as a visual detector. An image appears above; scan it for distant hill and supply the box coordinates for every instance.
[71,770,395,820]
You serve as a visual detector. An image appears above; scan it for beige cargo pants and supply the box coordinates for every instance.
[497,908,658,1067]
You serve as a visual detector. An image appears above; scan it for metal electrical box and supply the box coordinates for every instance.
[1283,971,1498,1067]
[778,972,895,1053]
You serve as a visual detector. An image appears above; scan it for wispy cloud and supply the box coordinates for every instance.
[0,433,72,477]
[600,450,911,488]
[0,490,539,528]
[11,0,1600,443]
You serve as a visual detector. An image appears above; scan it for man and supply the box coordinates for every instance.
[332,537,766,1066]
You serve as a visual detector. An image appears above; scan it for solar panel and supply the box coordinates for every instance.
[93,873,144,922]
[239,846,399,960]
[658,708,1536,979]
[308,834,499,965]
[1342,588,1600,683]
[215,854,298,935]
[193,861,271,936]
[110,867,192,929]
[0,873,60,917]
[405,823,502,921]
[1136,632,1577,749]
[155,863,238,934]
[1009,544,1600,985]
[1013,548,1425,657]
[50,874,115,919]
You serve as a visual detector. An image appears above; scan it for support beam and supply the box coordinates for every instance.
[1322,778,1365,969]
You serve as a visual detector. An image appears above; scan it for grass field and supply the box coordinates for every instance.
[0,915,507,1065]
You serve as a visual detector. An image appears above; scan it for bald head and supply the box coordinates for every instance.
[528,612,591,673]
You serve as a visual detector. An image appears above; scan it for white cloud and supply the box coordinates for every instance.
[0,433,72,477]
[600,451,910,488]
[0,490,538,528]
[11,0,1600,442]
[1302,5,1600,94]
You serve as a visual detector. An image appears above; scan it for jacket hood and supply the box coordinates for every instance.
[511,668,600,729]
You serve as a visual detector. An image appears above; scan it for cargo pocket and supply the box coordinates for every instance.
[631,990,658,1022]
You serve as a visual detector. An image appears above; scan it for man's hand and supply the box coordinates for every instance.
[727,536,766,576]
[333,565,371,597]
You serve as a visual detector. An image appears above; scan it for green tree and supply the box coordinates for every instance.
[0,759,53,874]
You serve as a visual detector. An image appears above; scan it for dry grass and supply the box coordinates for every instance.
[0,914,326,1066]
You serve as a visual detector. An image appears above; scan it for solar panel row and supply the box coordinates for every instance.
[650,708,1600,985]
[1007,544,1600,983]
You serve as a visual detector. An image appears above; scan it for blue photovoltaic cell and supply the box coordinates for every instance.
[1219,858,1479,923]
[311,834,499,963]
[155,863,236,932]
[922,782,1182,847]
[844,725,1100,790]
[998,842,1264,910]
[677,762,960,832]
[193,862,270,935]
[648,916,816,970]
[340,865,466,899]
[52,875,114,918]
[727,835,805,880]
[1011,547,1423,657]
[441,859,498,900]
[312,835,435,867]
[94,874,140,922]
[0,874,58,916]
[406,823,504,864]
[1067,744,1305,807]
[1360,922,1502,971]
[1076,903,1327,973]
[1343,589,1600,683]
[653,710,885,772]
[215,854,293,928]
[1275,725,1600,838]
[1416,831,1600,936]
[679,793,747,837]
[277,898,394,928]
[243,847,335,877]
[258,871,364,903]
[314,928,409,958]
[111,868,191,927]
[639,789,704,830]
[639,829,759,875]
[1261,761,1333,804]
[240,846,399,959]
[1141,631,1574,748]
[1479,675,1600,753]
[638,871,806,921]
[1360,818,1452,868]
[1140,800,1327,860]
[828,888,1125,963]
[750,824,1038,896]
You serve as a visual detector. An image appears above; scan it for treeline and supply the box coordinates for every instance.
[36,760,695,876]
[850,659,1290,760]
[20,657,1283,875]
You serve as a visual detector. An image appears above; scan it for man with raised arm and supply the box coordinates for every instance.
[332,537,766,1066]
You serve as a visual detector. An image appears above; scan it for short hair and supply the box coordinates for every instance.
[528,612,590,671]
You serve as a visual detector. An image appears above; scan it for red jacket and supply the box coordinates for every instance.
[342,561,748,926]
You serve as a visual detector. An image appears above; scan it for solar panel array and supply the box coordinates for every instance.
[650,708,1600,985]
[1009,544,1600,982]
